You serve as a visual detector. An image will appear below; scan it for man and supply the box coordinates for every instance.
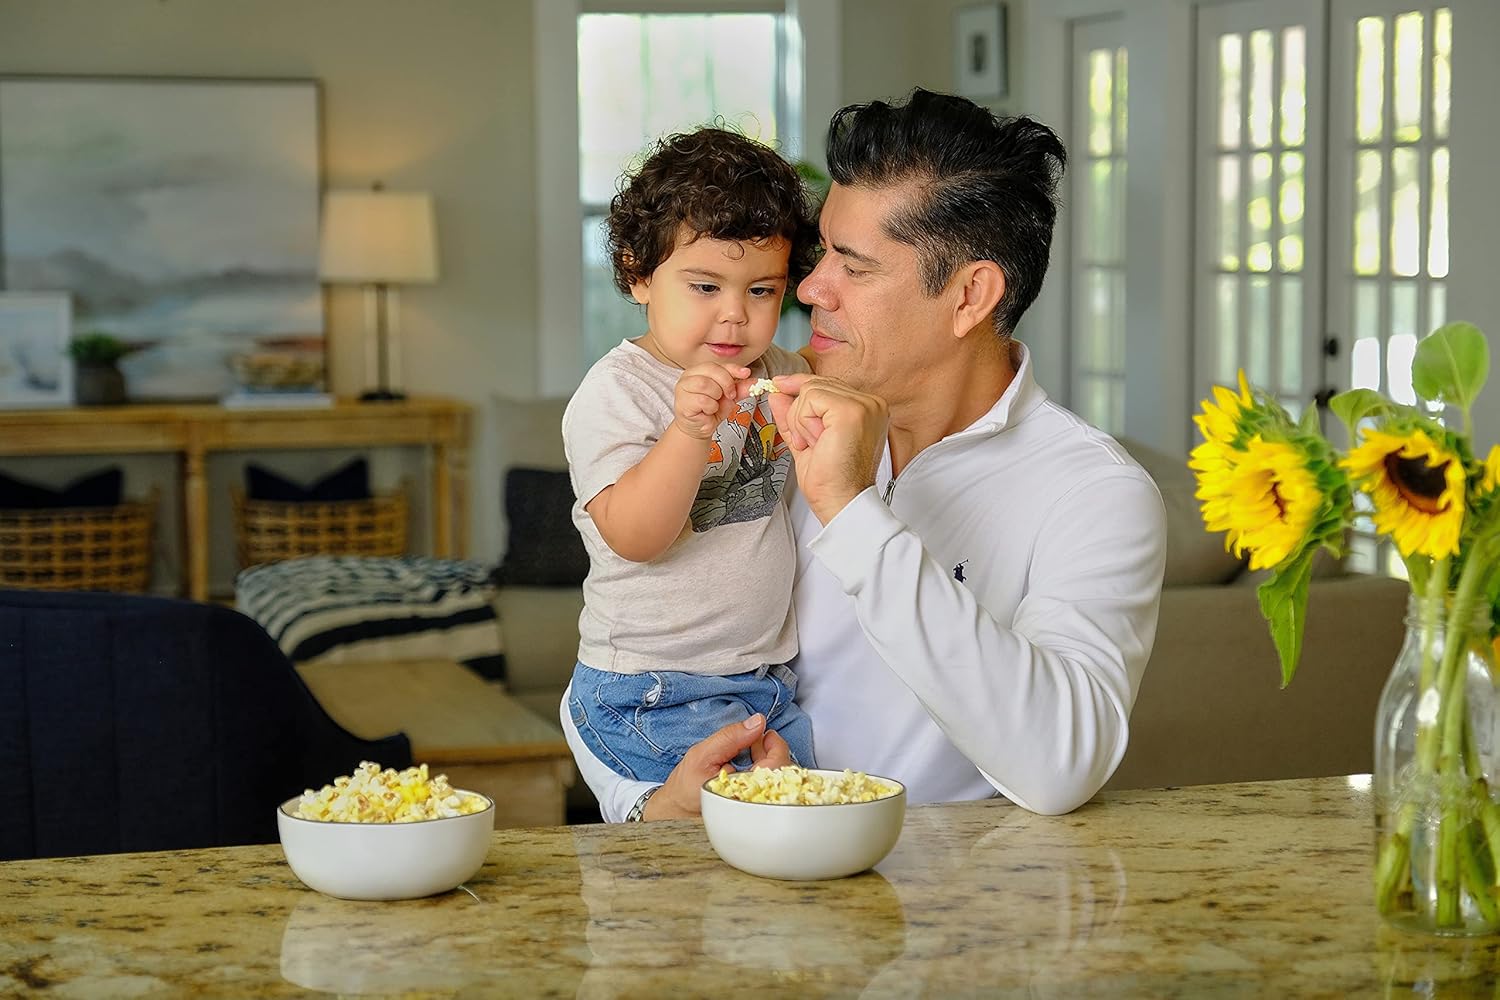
[563,88,1167,821]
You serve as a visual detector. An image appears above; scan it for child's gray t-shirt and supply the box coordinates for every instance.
[562,339,809,676]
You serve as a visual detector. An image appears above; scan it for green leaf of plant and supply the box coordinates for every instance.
[1329,388,1391,434]
[1411,322,1488,413]
[1257,549,1315,688]
[1298,403,1322,434]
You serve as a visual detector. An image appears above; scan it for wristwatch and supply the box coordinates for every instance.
[625,786,659,822]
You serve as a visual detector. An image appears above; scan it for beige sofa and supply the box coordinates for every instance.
[1102,438,1408,791]
[490,398,1408,799]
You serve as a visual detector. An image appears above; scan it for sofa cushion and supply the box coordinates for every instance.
[245,458,371,502]
[496,468,589,587]
[235,556,506,682]
[1117,436,1246,586]
[492,395,569,471]
[0,467,123,509]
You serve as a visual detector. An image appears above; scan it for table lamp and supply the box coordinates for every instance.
[319,185,439,401]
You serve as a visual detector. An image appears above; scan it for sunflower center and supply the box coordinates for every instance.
[1267,479,1288,519]
[1384,452,1450,514]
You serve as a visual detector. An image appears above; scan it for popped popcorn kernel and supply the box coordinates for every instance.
[292,761,487,823]
[747,378,779,396]
[706,765,899,805]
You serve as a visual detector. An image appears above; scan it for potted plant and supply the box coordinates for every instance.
[67,332,130,406]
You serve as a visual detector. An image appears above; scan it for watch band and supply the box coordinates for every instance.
[625,786,659,822]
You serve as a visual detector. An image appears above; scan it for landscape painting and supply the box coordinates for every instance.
[0,77,324,400]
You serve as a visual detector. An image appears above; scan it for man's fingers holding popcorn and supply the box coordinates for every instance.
[770,375,888,524]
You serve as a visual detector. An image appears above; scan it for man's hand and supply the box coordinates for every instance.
[768,374,889,524]
[673,363,750,439]
[643,714,793,820]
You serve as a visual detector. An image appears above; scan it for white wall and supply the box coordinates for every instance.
[1448,0,1500,444]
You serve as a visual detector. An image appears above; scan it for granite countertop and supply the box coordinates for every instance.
[5,776,1500,996]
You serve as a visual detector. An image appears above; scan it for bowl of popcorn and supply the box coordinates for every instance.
[277,761,494,900]
[700,766,905,881]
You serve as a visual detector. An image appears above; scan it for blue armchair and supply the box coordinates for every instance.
[0,588,411,860]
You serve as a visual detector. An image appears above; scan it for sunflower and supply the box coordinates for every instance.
[1483,445,1500,495]
[1193,370,1256,448]
[1195,435,1324,571]
[1341,427,1466,559]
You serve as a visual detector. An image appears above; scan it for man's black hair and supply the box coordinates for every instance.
[826,88,1066,336]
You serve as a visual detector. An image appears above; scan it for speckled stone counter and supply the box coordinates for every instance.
[5,776,1500,997]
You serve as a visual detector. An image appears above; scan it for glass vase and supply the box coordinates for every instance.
[1373,592,1500,936]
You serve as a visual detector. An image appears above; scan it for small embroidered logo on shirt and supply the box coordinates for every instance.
[953,560,969,583]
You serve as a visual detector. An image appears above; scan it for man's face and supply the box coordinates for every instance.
[796,181,951,398]
[631,225,790,371]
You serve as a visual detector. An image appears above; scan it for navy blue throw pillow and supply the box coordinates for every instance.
[0,468,124,509]
[495,468,589,587]
[245,459,371,502]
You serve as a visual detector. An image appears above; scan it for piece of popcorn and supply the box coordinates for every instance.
[747,378,779,396]
[293,761,487,823]
[705,765,899,805]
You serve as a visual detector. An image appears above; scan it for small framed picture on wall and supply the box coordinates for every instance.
[954,3,1008,102]
[0,292,71,409]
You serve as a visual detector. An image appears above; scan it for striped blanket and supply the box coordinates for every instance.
[235,556,505,682]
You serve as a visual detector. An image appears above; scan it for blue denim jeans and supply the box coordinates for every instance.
[568,662,816,783]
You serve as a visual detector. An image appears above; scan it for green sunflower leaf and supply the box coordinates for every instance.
[1412,322,1488,414]
[1258,548,1315,688]
[1329,388,1394,432]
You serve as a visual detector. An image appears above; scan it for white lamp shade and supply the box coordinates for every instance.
[319,190,439,284]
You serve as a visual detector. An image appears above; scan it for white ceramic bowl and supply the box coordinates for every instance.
[700,769,906,881]
[277,792,494,900]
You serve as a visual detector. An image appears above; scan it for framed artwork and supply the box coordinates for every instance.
[0,76,324,401]
[0,291,71,408]
[954,4,1008,102]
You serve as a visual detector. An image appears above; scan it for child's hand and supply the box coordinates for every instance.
[673,363,750,439]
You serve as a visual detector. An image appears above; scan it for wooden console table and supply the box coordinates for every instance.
[0,398,470,601]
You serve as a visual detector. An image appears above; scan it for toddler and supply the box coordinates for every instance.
[563,127,819,783]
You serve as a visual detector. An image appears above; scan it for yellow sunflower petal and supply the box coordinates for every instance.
[1482,445,1500,494]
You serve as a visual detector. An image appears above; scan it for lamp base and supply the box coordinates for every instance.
[359,388,407,403]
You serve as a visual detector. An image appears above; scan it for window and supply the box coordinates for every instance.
[1069,20,1128,433]
[1336,7,1451,410]
[1194,2,1324,419]
[577,11,798,367]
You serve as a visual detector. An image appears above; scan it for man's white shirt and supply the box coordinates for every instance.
[562,344,1167,821]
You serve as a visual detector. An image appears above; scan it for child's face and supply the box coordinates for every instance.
[631,226,790,370]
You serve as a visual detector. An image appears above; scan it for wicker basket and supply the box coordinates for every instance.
[232,485,408,569]
[0,491,157,592]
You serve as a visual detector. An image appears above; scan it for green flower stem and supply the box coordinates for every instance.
[1462,721,1500,893]
[1375,819,1412,914]
[1430,556,1491,926]
[1415,558,1450,772]
[1460,827,1500,925]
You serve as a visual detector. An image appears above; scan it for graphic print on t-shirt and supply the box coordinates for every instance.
[689,396,790,531]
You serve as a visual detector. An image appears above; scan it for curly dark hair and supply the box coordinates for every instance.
[606,127,819,296]
[826,89,1067,337]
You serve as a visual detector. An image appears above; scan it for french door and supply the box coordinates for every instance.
[1194,0,1453,425]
